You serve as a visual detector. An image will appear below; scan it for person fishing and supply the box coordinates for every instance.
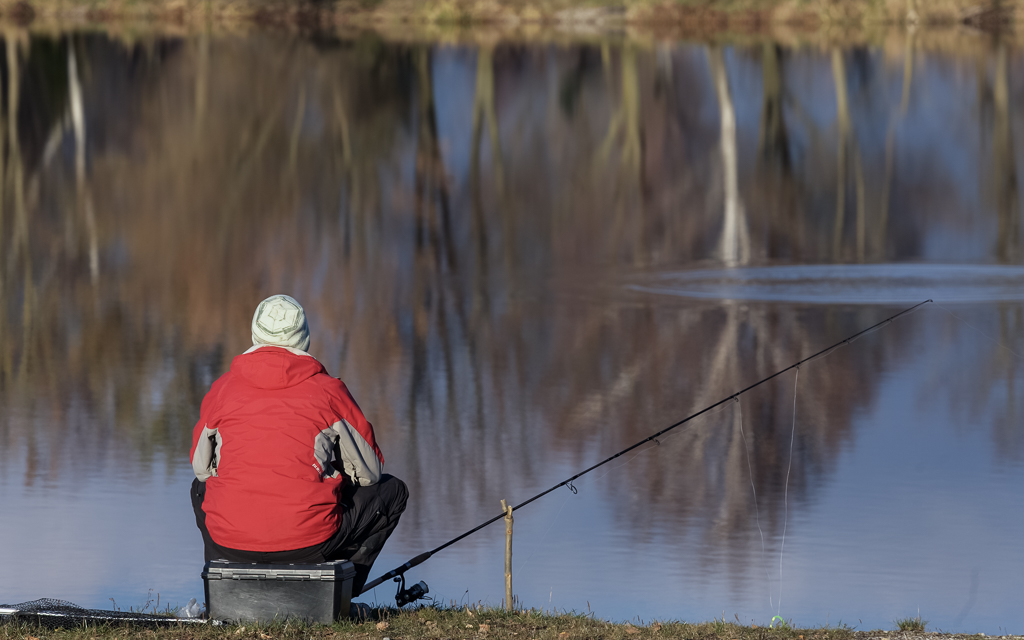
[189,294,408,598]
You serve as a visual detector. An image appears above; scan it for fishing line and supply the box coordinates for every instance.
[511,489,573,581]
[360,299,932,596]
[934,302,1024,360]
[736,398,772,611]
[778,366,799,618]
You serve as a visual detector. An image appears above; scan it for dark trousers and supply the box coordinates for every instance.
[191,474,408,595]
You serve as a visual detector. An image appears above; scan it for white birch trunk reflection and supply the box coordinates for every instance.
[709,46,749,267]
[69,41,99,283]
[0,35,1021,569]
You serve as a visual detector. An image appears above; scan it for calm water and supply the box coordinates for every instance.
[1,28,1023,632]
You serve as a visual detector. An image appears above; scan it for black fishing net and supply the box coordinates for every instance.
[0,598,204,628]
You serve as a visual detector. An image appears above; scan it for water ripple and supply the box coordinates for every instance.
[628,264,1024,304]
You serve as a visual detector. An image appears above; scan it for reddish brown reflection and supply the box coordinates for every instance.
[0,32,1020,554]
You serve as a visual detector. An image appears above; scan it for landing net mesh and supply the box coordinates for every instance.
[0,599,201,627]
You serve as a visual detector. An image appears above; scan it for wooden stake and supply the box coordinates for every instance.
[501,499,513,611]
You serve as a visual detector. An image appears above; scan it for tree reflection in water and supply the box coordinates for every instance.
[0,30,1022,603]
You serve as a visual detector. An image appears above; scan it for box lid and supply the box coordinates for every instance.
[202,560,356,582]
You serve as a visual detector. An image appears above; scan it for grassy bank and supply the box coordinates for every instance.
[0,0,1022,34]
[1,607,1020,640]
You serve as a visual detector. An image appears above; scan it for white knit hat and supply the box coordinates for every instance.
[251,294,311,352]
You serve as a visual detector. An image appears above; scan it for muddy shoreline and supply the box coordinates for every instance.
[0,0,1022,41]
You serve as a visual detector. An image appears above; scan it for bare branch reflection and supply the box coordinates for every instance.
[0,32,1020,561]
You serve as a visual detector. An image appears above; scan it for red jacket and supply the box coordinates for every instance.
[190,346,384,551]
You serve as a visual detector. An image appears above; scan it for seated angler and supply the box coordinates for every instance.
[189,294,408,599]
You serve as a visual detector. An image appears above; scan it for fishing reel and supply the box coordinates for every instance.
[394,574,429,607]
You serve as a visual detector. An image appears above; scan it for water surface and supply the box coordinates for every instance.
[0,28,1023,633]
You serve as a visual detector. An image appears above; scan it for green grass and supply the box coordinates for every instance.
[7,604,1021,640]
[894,616,927,632]
[0,605,866,640]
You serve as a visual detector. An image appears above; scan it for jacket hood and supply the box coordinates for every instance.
[231,346,326,390]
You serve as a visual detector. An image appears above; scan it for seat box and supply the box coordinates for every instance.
[202,560,356,624]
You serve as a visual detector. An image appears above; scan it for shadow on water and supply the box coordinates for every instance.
[0,25,1023,629]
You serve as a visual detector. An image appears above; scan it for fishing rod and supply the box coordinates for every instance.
[365,299,933,601]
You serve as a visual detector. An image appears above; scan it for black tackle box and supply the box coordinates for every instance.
[202,559,356,624]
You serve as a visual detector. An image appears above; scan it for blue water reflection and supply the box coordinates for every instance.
[0,29,1022,634]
